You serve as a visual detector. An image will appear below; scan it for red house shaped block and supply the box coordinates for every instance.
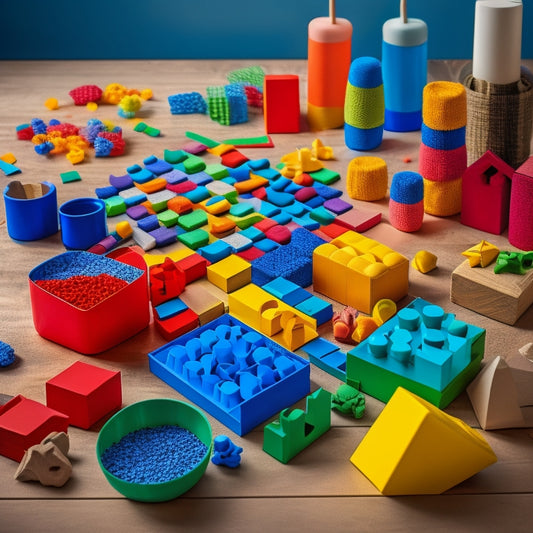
[263,74,300,134]
[461,150,514,235]
[0,395,69,462]
[46,361,122,429]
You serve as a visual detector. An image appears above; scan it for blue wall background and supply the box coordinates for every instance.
[1,0,531,60]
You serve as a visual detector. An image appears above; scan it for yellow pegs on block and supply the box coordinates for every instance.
[350,387,497,495]
[462,240,500,268]
[412,250,438,273]
[313,231,409,315]
[207,254,251,293]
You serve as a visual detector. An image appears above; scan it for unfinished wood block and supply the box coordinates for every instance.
[450,259,533,325]
[179,283,225,325]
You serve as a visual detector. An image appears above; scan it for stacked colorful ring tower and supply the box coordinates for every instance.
[344,57,384,151]
[419,81,467,217]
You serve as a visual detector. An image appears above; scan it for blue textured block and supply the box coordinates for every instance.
[148,314,311,436]
[168,91,207,114]
[390,171,424,204]
[304,195,325,209]
[313,183,343,200]
[421,124,466,151]
[251,228,326,287]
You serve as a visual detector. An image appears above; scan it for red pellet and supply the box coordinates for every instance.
[36,274,128,310]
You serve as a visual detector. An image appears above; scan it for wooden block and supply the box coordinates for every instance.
[451,259,533,325]
[179,283,225,325]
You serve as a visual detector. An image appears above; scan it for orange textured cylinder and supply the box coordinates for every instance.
[307,17,352,131]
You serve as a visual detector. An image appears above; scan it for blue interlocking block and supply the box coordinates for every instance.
[262,277,311,307]
[154,298,188,320]
[299,338,347,382]
[148,314,311,436]
[295,295,333,326]
[346,298,486,408]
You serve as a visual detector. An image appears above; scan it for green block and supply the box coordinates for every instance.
[157,209,180,228]
[164,149,188,164]
[104,196,127,216]
[205,163,230,180]
[229,203,255,217]
[178,209,208,231]
[263,388,332,464]
[309,206,336,225]
[183,154,206,174]
[178,228,210,250]
[60,170,81,184]
[309,168,340,185]
[346,344,484,410]
[185,131,219,148]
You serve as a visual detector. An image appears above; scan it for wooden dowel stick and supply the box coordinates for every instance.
[330,0,336,24]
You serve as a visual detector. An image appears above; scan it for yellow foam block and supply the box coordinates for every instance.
[350,387,497,495]
[207,254,251,293]
[313,231,409,314]
[143,247,195,267]
[228,284,317,350]
[198,196,232,215]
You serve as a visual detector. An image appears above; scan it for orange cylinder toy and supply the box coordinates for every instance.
[307,1,352,131]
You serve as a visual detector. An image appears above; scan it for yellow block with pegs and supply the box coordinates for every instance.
[350,387,497,495]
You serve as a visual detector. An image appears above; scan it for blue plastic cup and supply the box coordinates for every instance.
[59,197,107,250]
[3,181,59,241]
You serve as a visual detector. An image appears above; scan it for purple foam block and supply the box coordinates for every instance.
[323,197,353,215]
[150,226,178,247]
[109,173,133,190]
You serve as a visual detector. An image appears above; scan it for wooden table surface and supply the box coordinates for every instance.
[0,59,532,532]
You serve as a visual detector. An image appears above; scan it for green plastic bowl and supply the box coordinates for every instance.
[96,398,212,502]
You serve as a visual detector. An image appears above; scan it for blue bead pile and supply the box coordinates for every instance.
[100,424,208,484]
[31,251,143,283]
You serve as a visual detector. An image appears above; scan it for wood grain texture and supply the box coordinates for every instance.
[1,59,532,531]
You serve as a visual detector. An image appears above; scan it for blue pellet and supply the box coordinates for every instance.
[0,340,15,367]
[100,425,208,484]
[31,251,143,283]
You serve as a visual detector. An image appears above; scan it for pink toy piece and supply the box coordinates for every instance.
[389,198,425,232]
[0,395,69,462]
[294,186,318,203]
[419,143,467,182]
[265,224,292,245]
[461,150,514,235]
[508,156,533,250]
[335,207,382,233]
[46,361,122,430]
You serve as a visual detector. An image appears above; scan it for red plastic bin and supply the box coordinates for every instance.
[28,249,150,355]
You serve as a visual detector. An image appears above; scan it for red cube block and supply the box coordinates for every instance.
[263,74,300,133]
[0,395,69,462]
[46,361,122,429]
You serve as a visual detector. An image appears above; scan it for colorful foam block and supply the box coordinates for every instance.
[346,298,486,408]
[313,230,409,314]
[46,361,122,429]
[350,387,497,495]
[148,314,310,435]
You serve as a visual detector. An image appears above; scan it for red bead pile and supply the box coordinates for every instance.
[36,274,128,310]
